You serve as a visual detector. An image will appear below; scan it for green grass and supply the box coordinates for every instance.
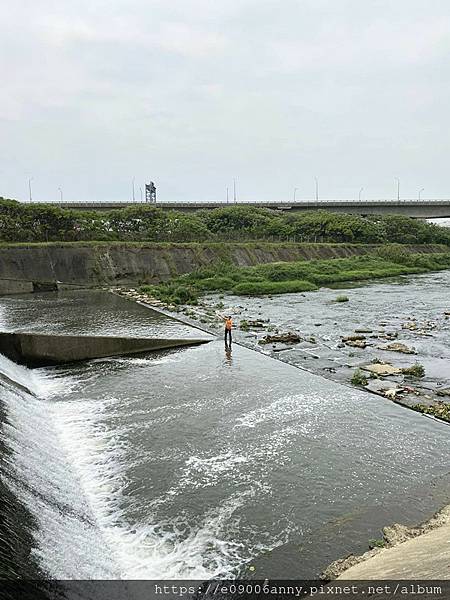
[138,250,450,304]
[232,280,317,295]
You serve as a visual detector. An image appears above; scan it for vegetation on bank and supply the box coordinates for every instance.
[351,369,369,387]
[413,402,450,422]
[402,363,426,378]
[1,198,450,245]
[139,247,450,304]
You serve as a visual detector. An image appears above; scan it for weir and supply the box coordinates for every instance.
[0,332,210,367]
[0,352,119,579]
[1,290,449,582]
[1,339,450,581]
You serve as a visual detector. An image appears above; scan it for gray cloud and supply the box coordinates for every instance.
[1,0,450,201]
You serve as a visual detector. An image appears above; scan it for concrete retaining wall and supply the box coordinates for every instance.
[0,279,34,295]
[0,243,446,291]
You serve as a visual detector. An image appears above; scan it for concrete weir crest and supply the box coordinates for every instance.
[0,332,210,367]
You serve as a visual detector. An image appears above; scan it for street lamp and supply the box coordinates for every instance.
[58,187,63,203]
[293,187,298,202]
[28,177,33,202]
[233,179,237,203]
[418,187,424,201]
[132,177,136,202]
[315,177,319,202]
[359,187,364,201]
[395,177,400,201]
[140,187,143,202]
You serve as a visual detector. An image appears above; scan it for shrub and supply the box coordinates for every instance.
[402,363,425,378]
[335,295,349,302]
[351,369,368,386]
[2,198,450,244]
[173,285,198,304]
[195,276,236,291]
[140,282,198,305]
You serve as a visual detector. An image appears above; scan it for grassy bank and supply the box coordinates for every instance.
[140,247,450,304]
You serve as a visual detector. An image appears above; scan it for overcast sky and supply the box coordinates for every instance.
[1,0,450,202]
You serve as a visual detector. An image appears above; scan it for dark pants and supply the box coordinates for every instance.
[224,328,232,344]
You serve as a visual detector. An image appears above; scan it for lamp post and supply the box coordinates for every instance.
[418,187,424,201]
[226,187,229,203]
[58,187,63,203]
[28,178,33,202]
[293,187,298,202]
[132,177,136,202]
[395,177,400,201]
[315,177,319,202]
[359,187,364,201]
[233,179,237,203]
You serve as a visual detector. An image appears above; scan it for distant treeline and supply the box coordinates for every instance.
[0,198,449,245]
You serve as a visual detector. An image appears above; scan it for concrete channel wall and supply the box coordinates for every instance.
[0,243,447,293]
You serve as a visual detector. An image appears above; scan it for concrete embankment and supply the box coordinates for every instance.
[0,332,209,366]
[323,504,450,580]
[0,242,447,294]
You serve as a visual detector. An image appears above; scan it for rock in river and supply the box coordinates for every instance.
[437,388,450,397]
[379,342,416,354]
[258,332,302,345]
[363,363,402,376]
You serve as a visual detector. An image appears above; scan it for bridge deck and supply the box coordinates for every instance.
[31,199,450,218]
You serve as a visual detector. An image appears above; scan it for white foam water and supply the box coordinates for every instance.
[0,354,119,578]
[233,393,321,429]
[1,352,256,579]
[92,354,183,367]
[0,354,325,580]
[49,393,256,579]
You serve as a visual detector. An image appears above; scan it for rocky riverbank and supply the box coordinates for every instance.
[321,504,450,580]
[112,271,450,424]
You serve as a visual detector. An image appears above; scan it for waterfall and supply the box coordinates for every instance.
[0,353,118,579]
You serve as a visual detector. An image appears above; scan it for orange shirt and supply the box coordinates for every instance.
[225,318,232,330]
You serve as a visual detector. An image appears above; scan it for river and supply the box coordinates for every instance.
[0,288,449,581]
[203,270,450,395]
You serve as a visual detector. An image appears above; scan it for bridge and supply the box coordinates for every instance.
[48,199,450,219]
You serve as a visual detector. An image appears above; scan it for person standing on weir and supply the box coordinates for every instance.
[220,315,233,346]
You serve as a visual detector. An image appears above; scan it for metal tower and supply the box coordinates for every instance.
[145,182,157,203]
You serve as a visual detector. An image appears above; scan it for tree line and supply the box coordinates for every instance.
[0,198,449,246]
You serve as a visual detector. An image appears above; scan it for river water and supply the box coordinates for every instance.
[0,289,449,581]
[208,270,450,394]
